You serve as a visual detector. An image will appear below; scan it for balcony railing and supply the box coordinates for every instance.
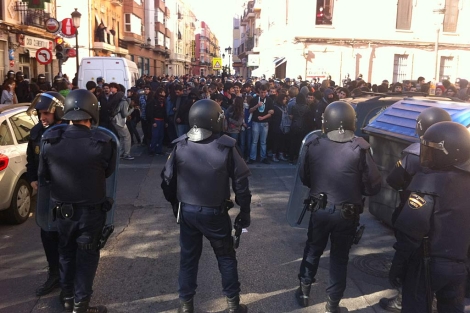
[15,2,52,28]
[245,37,254,51]
[118,39,128,49]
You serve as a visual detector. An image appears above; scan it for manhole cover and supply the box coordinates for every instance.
[352,253,392,278]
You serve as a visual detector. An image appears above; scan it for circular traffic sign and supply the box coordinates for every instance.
[60,18,77,38]
[67,48,77,58]
[36,48,53,65]
[45,18,60,34]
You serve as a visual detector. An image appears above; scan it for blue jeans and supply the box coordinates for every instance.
[176,124,189,137]
[149,120,165,154]
[250,122,269,161]
[178,203,240,301]
[239,127,252,159]
[227,132,239,143]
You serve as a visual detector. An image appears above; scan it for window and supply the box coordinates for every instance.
[396,0,413,30]
[158,32,164,46]
[144,58,150,75]
[134,0,142,5]
[439,56,454,81]
[393,54,409,83]
[124,13,142,35]
[315,0,333,25]
[156,9,165,24]
[165,37,170,49]
[0,120,14,146]
[443,0,459,32]
[9,112,36,144]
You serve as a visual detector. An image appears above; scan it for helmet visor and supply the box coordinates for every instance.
[27,93,63,116]
[420,138,449,169]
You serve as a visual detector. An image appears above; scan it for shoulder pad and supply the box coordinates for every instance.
[171,134,188,144]
[402,142,420,156]
[305,133,320,147]
[30,123,43,140]
[42,127,64,142]
[352,137,370,150]
[91,130,113,143]
[217,134,236,148]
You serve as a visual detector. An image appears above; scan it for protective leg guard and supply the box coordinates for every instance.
[295,282,311,307]
[379,291,402,312]
[73,300,107,313]
[59,291,74,312]
[36,267,60,296]
[325,296,341,313]
[178,297,194,313]
[226,295,248,313]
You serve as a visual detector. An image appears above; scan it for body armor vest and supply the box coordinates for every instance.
[307,137,367,205]
[175,136,231,206]
[395,169,470,261]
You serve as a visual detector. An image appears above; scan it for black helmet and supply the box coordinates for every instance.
[37,74,46,83]
[27,92,65,121]
[420,121,470,170]
[187,99,224,142]
[63,89,99,124]
[322,101,356,142]
[16,71,24,80]
[416,107,451,137]
[7,70,15,79]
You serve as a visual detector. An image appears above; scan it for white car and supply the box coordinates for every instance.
[0,103,38,224]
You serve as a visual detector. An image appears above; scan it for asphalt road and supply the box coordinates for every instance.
[1,145,469,313]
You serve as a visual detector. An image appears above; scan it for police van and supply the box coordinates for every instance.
[77,57,139,91]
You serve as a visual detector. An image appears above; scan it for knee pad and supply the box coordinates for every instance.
[210,236,235,257]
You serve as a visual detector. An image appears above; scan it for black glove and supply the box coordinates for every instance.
[235,211,250,228]
[171,202,179,218]
[389,253,407,288]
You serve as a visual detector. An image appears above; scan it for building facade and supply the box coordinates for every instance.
[193,21,220,76]
[0,0,59,82]
[237,0,470,84]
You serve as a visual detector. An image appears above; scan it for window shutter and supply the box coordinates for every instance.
[443,0,459,33]
[396,0,413,30]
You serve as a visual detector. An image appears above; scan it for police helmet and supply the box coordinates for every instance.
[37,74,46,83]
[322,101,356,142]
[416,107,451,137]
[27,91,65,121]
[7,70,15,79]
[16,71,24,80]
[63,89,99,124]
[187,99,224,142]
[420,121,470,170]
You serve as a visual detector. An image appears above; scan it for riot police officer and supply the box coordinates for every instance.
[390,121,470,312]
[38,89,116,313]
[16,71,32,103]
[381,107,451,312]
[295,101,381,312]
[37,74,52,92]
[161,99,252,313]
[26,91,65,297]
[4,70,15,83]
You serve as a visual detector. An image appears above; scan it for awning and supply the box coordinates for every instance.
[273,57,286,68]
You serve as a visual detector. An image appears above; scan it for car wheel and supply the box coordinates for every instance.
[6,178,32,224]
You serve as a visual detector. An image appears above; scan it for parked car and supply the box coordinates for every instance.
[0,103,37,224]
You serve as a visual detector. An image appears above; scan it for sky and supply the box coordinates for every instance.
[185,0,241,54]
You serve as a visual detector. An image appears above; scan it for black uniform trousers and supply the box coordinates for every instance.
[40,229,60,270]
[57,205,106,302]
[178,203,240,301]
[298,206,356,302]
[402,256,466,313]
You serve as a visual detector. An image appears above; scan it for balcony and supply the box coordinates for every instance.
[155,22,165,34]
[93,41,116,52]
[245,37,254,51]
[15,2,52,29]
[110,0,123,6]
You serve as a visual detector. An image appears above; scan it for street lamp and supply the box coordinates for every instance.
[71,8,81,76]
[433,3,445,82]
[224,46,232,75]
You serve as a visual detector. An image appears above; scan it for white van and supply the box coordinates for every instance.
[78,57,140,91]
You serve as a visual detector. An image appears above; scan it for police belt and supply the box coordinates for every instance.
[55,202,104,219]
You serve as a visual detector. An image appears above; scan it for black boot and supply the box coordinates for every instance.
[36,267,60,296]
[59,291,74,312]
[379,291,402,312]
[226,295,248,313]
[178,297,194,313]
[295,282,311,307]
[325,296,340,313]
[73,300,107,313]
